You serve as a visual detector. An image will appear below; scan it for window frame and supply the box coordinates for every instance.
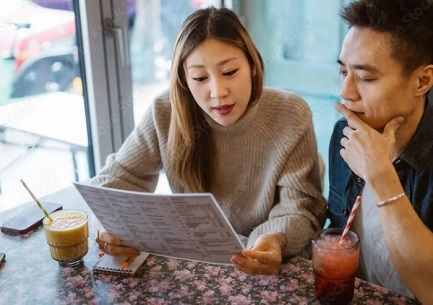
[78,0,134,171]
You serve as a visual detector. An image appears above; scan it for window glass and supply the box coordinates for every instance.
[241,0,346,192]
[0,0,91,210]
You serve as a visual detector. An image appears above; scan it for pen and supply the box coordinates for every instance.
[120,256,133,270]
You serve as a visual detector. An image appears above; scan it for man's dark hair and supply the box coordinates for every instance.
[341,0,433,74]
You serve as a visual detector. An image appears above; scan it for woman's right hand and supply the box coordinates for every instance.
[96,229,140,256]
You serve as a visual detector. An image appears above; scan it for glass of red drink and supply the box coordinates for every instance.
[312,228,360,305]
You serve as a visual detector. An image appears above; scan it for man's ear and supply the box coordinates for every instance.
[414,64,433,97]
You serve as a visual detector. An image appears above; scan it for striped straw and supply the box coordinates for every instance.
[340,196,362,243]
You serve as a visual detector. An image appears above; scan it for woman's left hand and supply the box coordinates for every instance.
[231,233,286,275]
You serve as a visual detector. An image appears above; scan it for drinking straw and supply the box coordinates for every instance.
[20,179,53,223]
[339,196,362,243]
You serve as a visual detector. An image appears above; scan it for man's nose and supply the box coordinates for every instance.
[340,74,360,102]
[210,77,229,99]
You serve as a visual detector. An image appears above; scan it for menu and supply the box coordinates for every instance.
[73,183,244,264]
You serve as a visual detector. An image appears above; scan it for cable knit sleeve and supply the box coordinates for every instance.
[88,99,168,192]
[246,96,326,257]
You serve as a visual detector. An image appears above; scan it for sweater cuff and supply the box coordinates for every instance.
[247,216,315,257]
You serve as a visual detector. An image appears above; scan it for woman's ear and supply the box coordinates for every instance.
[250,63,257,77]
[414,64,433,97]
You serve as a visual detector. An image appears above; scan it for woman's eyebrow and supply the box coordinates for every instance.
[187,57,238,70]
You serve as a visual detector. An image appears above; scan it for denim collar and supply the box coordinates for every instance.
[399,98,433,171]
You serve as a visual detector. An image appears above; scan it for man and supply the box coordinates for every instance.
[328,0,433,303]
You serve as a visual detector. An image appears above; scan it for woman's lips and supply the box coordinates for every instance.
[212,104,235,115]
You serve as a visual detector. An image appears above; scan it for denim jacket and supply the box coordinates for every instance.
[328,99,433,232]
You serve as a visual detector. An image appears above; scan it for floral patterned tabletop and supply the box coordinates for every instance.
[0,187,419,305]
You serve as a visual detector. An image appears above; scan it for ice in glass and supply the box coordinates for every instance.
[312,228,360,305]
[43,209,89,267]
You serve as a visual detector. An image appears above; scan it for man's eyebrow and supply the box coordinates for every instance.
[337,58,380,73]
[187,57,238,70]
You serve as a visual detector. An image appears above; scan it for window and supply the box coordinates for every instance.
[234,0,349,192]
[0,0,92,209]
[0,0,349,210]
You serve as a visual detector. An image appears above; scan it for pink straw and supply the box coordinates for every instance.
[340,196,362,243]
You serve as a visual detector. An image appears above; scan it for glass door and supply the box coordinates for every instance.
[0,0,92,210]
[234,0,350,192]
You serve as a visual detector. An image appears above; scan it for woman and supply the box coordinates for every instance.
[93,7,325,275]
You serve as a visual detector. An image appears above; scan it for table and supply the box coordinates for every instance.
[0,92,88,181]
[0,187,418,305]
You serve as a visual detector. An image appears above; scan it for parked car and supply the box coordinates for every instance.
[0,0,208,101]
[0,0,76,71]
[0,0,77,102]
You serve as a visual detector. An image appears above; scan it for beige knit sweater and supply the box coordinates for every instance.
[90,88,326,256]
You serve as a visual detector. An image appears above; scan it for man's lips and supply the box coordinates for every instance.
[212,104,235,115]
[341,103,364,115]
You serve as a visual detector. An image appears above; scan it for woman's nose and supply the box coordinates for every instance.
[210,78,229,99]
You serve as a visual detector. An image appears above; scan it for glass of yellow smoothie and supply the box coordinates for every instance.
[43,209,89,267]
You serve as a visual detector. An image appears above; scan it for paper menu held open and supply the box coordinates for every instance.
[73,183,244,264]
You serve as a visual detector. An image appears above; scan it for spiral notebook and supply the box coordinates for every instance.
[93,252,149,276]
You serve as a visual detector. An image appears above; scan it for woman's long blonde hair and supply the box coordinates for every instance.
[167,7,264,192]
